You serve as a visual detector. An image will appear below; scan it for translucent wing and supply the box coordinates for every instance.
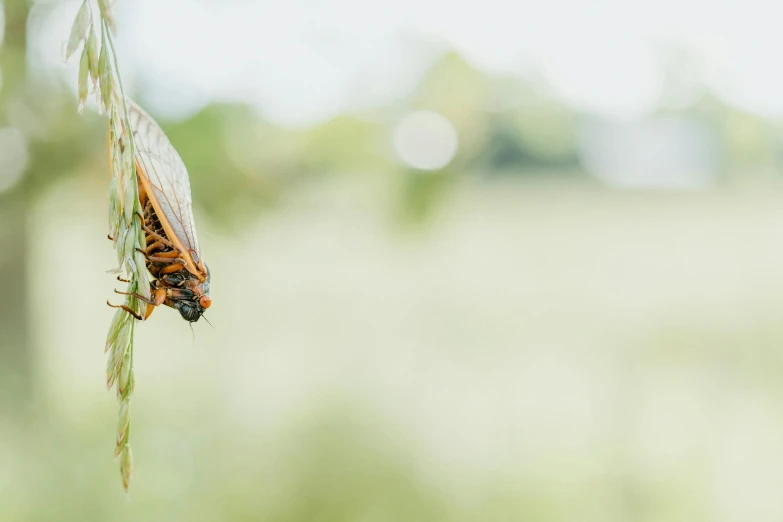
[126,98,202,267]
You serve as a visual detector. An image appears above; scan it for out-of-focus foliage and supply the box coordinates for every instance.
[160,103,286,227]
[412,52,490,165]
[7,3,783,520]
[301,116,387,175]
[2,404,456,522]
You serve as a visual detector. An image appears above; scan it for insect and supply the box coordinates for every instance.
[107,99,211,323]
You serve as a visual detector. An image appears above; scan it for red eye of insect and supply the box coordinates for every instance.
[199,295,212,309]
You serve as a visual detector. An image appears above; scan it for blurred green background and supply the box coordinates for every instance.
[4,0,783,521]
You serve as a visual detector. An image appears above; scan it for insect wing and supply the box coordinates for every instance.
[126,99,203,273]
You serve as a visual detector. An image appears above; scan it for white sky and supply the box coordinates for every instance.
[29,0,783,127]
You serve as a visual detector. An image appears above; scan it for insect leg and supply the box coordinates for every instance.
[136,247,179,259]
[142,225,178,250]
[145,241,167,253]
[161,263,186,275]
[135,248,185,265]
[106,300,144,321]
[113,288,163,306]
[147,254,184,263]
[145,287,167,319]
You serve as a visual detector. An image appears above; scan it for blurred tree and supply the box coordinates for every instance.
[655,47,780,180]
[0,0,35,407]
[511,91,580,170]
[0,0,97,409]
[484,114,529,169]
[722,110,777,173]
[160,103,285,228]
[395,52,585,224]
[391,52,489,225]
[396,169,454,225]
[412,52,490,167]
[484,91,580,173]
[301,115,386,176]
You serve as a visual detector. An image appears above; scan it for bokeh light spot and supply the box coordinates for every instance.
[393,110,458,171]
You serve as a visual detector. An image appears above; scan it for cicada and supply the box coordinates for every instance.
[108,99,211,323]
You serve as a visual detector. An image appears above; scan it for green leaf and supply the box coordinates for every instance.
[64,1,91,62]
[98,41,112,113]
[77,47,89,112]
[119,445,133,492]
[87,24,100,86]
[98,0,117,34]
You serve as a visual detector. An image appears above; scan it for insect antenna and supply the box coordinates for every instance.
[202,315,216,329]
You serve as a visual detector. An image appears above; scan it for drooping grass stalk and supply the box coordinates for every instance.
[66,0,148,492]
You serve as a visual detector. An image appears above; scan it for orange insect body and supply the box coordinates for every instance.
[109,99,211,323]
